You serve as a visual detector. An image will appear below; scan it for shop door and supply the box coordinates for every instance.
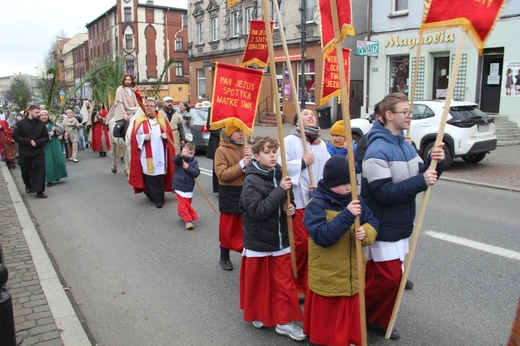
[480,55,503,113]
[432,56,450,99]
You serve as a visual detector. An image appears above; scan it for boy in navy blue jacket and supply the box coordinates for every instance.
[172,142,200,229]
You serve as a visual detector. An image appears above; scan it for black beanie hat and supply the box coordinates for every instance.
[323,155,350,187]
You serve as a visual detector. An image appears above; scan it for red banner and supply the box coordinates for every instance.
[421,0,506,53]
[209,63,264,136]
[318,0,355,57]
[241,20,272,68]
[320,48,350,105]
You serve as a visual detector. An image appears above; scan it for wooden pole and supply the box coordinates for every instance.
[406,31,423,137]
[261,0,297,278]
[385,30,467,339]
[328,0,366,344]
[272,2,315,186]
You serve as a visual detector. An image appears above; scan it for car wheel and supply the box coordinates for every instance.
[461,153,486,163]
[352,133,361,144]
[424,142,453,170]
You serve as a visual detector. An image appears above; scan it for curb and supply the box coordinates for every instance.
[440,175,520,193]
[1,164,91,346]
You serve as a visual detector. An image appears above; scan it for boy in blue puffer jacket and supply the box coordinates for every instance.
[172,142,200,230]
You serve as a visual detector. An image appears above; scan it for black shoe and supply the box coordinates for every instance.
[25,186,33,193]
[367,323,400,340]
[405,279,413,290]
[156,202,163,208]
[36,192,48,198]
[219,254,233,271]
[46,182,53,187]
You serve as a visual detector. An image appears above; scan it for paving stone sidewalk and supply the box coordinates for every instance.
[0,167,64,346]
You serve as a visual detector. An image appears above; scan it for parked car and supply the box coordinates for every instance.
[350,100,497,169]
[174,102,210,152]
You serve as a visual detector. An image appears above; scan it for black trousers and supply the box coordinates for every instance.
[18,155,46,193]
[143,174,164,204]
[212,160,219,193]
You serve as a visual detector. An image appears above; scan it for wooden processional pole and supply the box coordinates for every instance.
[329,0,367,344]
[272,2,315,186]
[385,30,467,339]
[261,0,297,277]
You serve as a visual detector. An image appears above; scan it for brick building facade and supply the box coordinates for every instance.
[86,0,189,101]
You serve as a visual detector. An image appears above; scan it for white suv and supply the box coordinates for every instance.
[350,100,497,169]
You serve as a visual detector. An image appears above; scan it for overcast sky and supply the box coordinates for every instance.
[0,0,187,78]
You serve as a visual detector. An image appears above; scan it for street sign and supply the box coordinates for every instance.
[356,41,379,57]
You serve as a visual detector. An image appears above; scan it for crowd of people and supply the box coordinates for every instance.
[1,89,447,345]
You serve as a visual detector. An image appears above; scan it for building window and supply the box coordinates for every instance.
[176,37,183,51]
[196,22,204,44]
[125,34,133,49]
[298,60,316,103]
[175,61,183,77]
[211,18,218,41]
[124,7,131,22]
[393,0,408,13]
[271,1,282,27]
[245,7,253,33]
[389,55,409,95]
[306,0,316,22]
[126,60,135,76]
[231,11,240,37]
[197,69,206,98]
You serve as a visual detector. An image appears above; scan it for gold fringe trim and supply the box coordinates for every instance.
[322,25,355,58]
[240,58,268,68]
[420,0,507,55]
[209,117,254,137]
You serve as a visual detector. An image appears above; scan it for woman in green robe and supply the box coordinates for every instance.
[40,110,68,186]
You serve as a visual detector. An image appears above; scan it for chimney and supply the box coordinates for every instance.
[146,0,153,4]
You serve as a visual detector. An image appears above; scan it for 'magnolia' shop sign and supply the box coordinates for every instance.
[385,30,455,49]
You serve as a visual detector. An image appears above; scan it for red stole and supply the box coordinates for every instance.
[128,114,176,194]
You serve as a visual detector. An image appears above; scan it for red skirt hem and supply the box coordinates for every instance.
[240,254,303,327]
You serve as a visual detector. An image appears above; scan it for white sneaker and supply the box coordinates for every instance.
[72,158,79,163]
[185,222,194,230]
[252,321,264,329]
[275,322,306,341]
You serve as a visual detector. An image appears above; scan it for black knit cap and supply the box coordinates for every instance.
[323,155,350,187]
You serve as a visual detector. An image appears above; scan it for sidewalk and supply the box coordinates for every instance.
[253,123,520,192]
[0,164,91,346]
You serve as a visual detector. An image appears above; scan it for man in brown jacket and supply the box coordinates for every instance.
[159,96,185,154]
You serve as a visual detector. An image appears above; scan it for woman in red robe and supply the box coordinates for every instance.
[0,119,16,169]
[90,101,111,156]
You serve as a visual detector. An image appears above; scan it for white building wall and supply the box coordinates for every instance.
[487,17,520,123]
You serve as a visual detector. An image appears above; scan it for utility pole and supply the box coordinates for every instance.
[300,0,307,111]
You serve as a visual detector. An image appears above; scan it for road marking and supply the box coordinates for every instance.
[200,167,212,177]
[424,231,520,261]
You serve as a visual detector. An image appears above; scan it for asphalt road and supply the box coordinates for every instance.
[13,150,520,346]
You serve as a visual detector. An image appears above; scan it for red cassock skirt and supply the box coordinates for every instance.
[304,291,361,346]
[219,213,243,253]
[240,253,303,327]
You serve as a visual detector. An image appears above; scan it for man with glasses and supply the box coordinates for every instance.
[128,98,175,208]
[361,92,445,340]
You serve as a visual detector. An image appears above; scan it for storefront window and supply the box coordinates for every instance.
[298,60,316,104]
[389,55,409,95]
